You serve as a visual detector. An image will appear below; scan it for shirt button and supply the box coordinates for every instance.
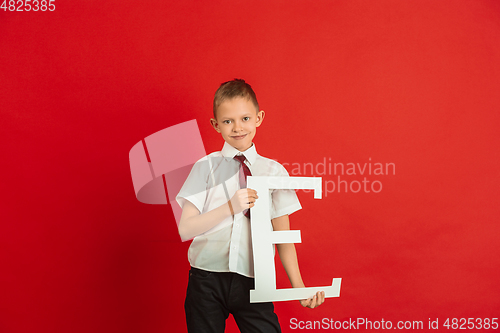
[232,246,237,250]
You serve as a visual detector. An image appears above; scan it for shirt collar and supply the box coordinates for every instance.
[221,142,257,165]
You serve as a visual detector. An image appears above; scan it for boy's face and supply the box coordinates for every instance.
[210,97,265,151]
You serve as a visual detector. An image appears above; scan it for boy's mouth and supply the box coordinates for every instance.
[231,134,247,140]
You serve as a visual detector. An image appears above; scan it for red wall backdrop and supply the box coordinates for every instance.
[2,1,499,332]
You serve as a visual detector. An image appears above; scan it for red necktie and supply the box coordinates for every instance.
[234,155,252,218]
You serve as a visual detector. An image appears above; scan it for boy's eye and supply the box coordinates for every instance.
[223,120,231,124]
[243,117,250,121]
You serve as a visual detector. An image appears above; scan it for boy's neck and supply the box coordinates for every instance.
[230,142,254,153]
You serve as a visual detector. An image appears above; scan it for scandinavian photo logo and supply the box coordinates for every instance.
[281,157,395,195]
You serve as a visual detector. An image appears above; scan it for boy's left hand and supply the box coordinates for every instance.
[300,291,325,309]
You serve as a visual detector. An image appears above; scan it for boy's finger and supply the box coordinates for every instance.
[247,190,257,197]
[310,295,317,308]
[317,292,324,306]
[246,192,258,199]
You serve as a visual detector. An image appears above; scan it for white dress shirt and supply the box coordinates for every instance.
[176,142,302,278]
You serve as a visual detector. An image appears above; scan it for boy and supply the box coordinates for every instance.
[176,79,324,332]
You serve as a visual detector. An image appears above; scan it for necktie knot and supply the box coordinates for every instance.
[234,155,246,163]
[234,154,251,185]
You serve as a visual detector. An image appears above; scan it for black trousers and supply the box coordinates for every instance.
[185,267,281,333]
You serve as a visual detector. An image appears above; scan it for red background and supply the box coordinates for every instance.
[2,1,499,332]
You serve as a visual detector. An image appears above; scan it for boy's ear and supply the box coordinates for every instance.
[256,110,265,127]
[210,118,221,133]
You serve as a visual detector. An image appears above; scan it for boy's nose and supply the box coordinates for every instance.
[233,122,243,131]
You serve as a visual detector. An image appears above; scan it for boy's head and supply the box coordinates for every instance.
[213,79,259,118]
[210,79,265,152]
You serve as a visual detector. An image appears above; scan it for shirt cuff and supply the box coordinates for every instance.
[176,195,204,214]
[271,202,302,219]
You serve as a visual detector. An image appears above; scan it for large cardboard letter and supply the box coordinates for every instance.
[247,176,342,303]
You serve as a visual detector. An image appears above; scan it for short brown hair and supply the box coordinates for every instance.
[213,79,259,118]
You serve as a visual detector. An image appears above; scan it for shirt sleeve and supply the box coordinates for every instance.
[175,157,210,214]
[270,162,302,219]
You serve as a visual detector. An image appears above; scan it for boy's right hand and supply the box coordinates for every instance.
[229,188,258,215]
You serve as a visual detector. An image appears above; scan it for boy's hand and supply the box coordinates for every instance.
[300,291,325,309]
[229,188,258,215]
